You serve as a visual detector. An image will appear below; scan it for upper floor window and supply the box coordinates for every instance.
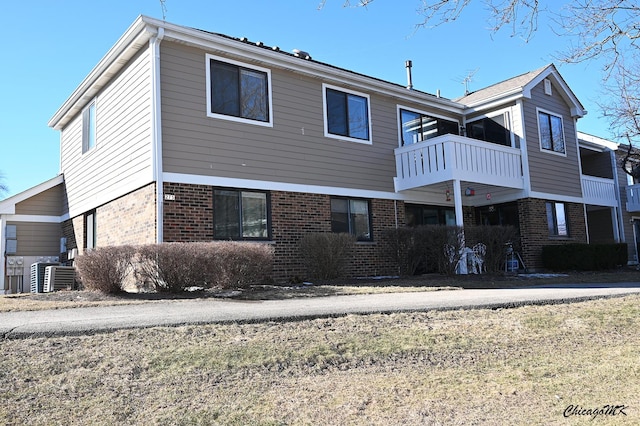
[538,110,565,154]
[330,197,372,241]
[323,84,371,143]
[399,108,459,146]
[214,189,270,240]
[206,55,272,126]
[82,101,96,153]
[466,112,511,147]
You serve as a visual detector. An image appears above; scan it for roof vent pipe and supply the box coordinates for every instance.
[405,60,413,90]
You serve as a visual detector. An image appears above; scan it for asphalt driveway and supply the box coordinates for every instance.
[2,282,640,338]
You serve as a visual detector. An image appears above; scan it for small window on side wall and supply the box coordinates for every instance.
[82,101,96,153]
[330,197,372,241]
[85,210,96,249]
[546,202,568,237]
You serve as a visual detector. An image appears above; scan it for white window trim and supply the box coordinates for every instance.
[323,83,373,145]
[82,99,97,154]
[536,107,567,157]
[396,104,460,148]
[205,53,274,128]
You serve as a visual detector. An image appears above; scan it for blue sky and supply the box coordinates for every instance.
[0,0,613,199]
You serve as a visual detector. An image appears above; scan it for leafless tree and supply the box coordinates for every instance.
[0,173,8,198]
[320,0,640,173]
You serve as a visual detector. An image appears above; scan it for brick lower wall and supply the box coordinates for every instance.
[61,184,157,257]
[518,198,587,270]
[161,184,405,282]
[163,182,213,242]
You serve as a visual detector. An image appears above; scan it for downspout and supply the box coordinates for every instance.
[151,27,165,244]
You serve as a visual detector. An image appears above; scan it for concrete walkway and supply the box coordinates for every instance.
[2,282,640,338]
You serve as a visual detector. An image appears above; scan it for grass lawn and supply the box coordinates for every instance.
[1,293,639,425]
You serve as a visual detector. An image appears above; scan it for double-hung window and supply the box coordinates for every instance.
[82,101,96,153]
[214,189,270,240]
[400,108,459,145]
[206,55,272,126]
[546,202,568,237]
[538,110,565,154]
[323,84,371,143]
[330,197,372,241]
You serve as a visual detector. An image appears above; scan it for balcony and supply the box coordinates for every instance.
[394,134,524,191]
[626,184,640,212]
[582,175,618,207]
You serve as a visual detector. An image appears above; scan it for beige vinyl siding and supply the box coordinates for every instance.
[15,184,65,216]
[8,222,61,256]
[523,81,582,197]
[60,46,154,217]
[160,42,404,193]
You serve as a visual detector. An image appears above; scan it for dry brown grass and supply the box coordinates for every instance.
[1,295,638,425]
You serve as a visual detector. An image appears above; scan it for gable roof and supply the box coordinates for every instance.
[456,64,586,118]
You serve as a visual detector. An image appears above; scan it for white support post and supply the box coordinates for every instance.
[453,179,464,227]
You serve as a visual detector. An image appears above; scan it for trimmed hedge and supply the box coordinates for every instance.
[541,243,628,271]
[298,233,356,280]
[75,242,274,293]
[74,246,135,293]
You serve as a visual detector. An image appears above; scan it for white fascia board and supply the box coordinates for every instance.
[164,172,411,201]
[528,191,585,204]
[48,16,157,130]
[577,131,619,151]
[524,68,586,118]
[3,214,64,223]
[461,91,524,115]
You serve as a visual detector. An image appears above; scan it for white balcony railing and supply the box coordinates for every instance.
[582,175,617,207]
[626,184,640,212]
[394,134,524,191]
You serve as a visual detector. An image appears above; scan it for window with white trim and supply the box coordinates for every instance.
[538,110,565,154]
[206,55,272,126]
[330,197,372,241]
[546,202,568,237]
[82,101,96,153]
[323,84,371,143]
[214,189,270,240]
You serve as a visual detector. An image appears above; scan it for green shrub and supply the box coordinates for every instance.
[541,243,628,271]
[299,233,356,279]
[74,246,135,293]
